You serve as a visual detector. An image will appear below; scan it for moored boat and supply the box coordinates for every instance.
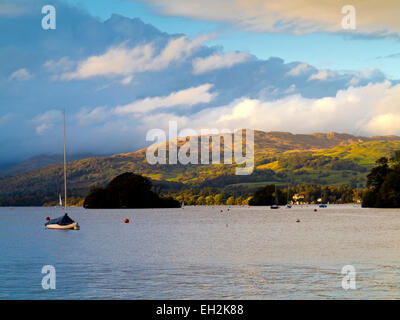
[270,184,280,209]
[46,214,80,230]
[45,111,79,231]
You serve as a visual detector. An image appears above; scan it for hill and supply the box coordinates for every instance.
[1,130,400,206]
[0,153,102,178]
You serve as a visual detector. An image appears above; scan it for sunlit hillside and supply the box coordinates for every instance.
[1,130,400,206]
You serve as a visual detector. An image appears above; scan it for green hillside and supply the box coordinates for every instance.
[1,131,400,206]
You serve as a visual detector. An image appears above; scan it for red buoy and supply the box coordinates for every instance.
[46,216,50,221]
[220,210,223,213]
[314,209,317,212]
[124,218,130,223]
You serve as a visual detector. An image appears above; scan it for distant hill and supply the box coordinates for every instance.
[1,131,400,206]
[0,153,104,178]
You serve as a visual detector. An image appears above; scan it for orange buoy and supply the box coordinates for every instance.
[124,218,130,223]
[46,216,50,221]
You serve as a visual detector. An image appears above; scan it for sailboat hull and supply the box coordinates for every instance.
[46,222,80,230]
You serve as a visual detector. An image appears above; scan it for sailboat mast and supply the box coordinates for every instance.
[63,111,67,215]
[287,183,289,204]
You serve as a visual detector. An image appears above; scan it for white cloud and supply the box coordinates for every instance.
[192,52,251,74]
[114,83,216,114]
[143,0,400,37]
[308,69,335,81]
[9,68,32,81]
[32,110,62,135]
[284,84,297,94]
[140,81,400,136]
[44,57,75,73]
[61,35,213,81]
[120,75,133,85]
[365,113,400,135]
[76,106,110,126]
[286,63,311,77]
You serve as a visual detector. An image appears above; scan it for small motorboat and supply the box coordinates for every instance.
[319,204,327,208]
[270,205,279,209]
[45,214,80,230]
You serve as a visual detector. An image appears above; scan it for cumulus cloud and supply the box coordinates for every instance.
[142,0,400,37]
[114,84,216,114]
[141,81,400,136]
[61,34,213,81]
[192,52,251,74]
[365,113,400,135]
[9,68,32,81]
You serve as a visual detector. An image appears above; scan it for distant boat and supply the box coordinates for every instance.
[45,111,80,231]
[270,184,280,209]
[54,193,63,208]
[318,189,328,208]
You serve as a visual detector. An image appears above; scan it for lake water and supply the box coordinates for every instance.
[1,205,400,299]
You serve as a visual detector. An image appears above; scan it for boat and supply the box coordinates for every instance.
[45,111,80,231]
[318,189,328,208]
[54,193,63,208]
[270,185,280,209]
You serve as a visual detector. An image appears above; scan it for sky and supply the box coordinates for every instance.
[1,0,400,165]
[61,0,400,78]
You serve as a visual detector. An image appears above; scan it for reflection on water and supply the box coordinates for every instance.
[1,205,400,299]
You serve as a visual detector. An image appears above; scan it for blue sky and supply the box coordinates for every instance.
[1,0,400,165]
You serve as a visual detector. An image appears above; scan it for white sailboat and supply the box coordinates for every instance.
[54,193,63,208]
[45,111,80,230]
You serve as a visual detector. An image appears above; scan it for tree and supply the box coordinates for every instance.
[84,172,180,208]
[362,153,400,208]
[226,196,235,205]
[248,185,286,206]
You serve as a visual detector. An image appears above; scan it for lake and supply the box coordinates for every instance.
[1,205,400,299]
